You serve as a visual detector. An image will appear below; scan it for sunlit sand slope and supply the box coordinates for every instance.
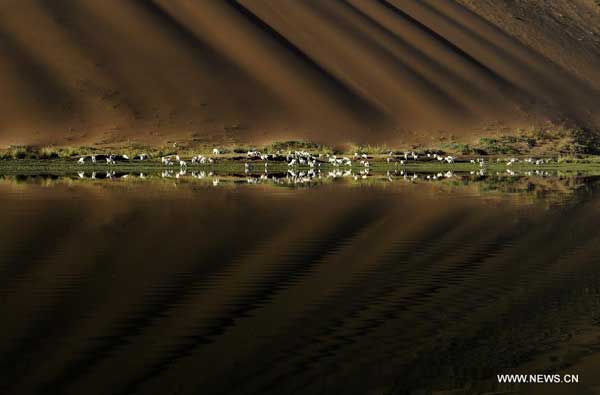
[0,0,599,146]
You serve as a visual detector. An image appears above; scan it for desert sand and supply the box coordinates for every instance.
[0,0,599,147]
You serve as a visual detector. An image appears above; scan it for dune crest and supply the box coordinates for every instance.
[0,0,599,146]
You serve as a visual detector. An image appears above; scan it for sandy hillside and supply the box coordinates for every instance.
[0,0,599,147]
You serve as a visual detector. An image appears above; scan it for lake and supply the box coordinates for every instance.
[1,171,600,394]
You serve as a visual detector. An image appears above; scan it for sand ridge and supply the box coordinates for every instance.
[0,0,598,146]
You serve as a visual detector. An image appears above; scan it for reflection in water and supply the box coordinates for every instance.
[48,167,558,182]
[1,175,600,394]
[0,167,581,187]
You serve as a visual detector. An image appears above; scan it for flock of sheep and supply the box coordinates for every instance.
[76,149,553,173]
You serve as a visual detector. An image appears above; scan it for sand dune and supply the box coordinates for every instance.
[0,0,599,147]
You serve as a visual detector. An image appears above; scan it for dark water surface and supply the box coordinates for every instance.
[2,174,600,395]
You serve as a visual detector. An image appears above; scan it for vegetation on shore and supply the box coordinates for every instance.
[1,124,600,164]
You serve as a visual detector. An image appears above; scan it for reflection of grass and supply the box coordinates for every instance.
[0,167,596,208]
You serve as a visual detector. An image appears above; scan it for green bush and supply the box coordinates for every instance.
[478,138,519,155]
[570,127,600,154]
[39,146,60,159]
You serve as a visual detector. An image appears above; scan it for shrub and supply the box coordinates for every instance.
[478,137,519,155]
[39,146,60,159]
[570,127,600,154]
[2,146,29,159]
[442,143,472,155]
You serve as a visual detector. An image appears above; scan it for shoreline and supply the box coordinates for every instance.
[3,157,600,176]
